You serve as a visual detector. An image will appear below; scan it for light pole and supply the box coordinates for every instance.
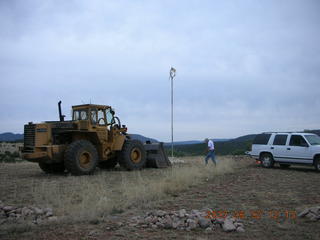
[169,67,176,159]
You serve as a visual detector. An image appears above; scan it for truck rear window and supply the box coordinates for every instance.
[253,134,271,145]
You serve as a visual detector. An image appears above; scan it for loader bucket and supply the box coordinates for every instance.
[144,142,171,168]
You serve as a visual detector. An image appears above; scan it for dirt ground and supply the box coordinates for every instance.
[1,157,319,240]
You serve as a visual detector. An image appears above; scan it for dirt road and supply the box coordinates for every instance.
[0,157,319,240]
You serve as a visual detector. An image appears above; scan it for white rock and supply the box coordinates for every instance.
[21,207,33,216]
[8,210,17,215]
[45,211,53,217]
[186,219,197,230]
[44,208,53,214]
[227,216,236,223]
[144,216,153,224]
[222,218,236,232]
[309,207,320,215]
[88,230,100,236]
[236,226,245,232]
[191,210,201,217]
[48,216,58,222]
[163,216,173,229]
[131,216,140,221]
[35,218,43,225]
[152,216,158,224]
[198,217,211,229]
[15,208,22,214]
[3,206,14,212]
[34,207,44,215]
[298,209,309,218]
[305,212,318,221]
[172,220,181,229]
[235,222,244,228]
[179,209,187,218]
[156,222,164,228]
[155,210,167,217]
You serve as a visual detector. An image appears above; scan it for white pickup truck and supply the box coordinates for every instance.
[248,132,320,171]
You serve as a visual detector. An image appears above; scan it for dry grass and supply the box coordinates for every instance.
[31,156,236,221]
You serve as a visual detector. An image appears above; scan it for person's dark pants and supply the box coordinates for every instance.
[205,150,216,166]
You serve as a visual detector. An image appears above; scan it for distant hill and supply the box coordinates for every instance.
[129,134,158,143]
[163,134,258,156]
[164,138,230,146]
[0,133,23,142]
[164,137,253,157]
[231,134,257,142]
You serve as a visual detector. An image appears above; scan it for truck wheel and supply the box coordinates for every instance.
[260,153,274,168]
[38,162,65,174]
[118,140,146,170]
[314,157,320,172]
[99,158,118,169]
[64,140,98,175]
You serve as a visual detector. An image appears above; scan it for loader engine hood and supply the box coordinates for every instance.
[23,121,76,152]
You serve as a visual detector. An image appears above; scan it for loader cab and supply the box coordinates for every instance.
[72,104,113,130]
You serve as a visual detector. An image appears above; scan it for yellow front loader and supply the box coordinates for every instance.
[22,101,171,175]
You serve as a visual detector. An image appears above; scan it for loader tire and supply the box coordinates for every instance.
[118,140,146,170]
[64,140,98,175]
[38,162,65,174]
[99,158,118,169]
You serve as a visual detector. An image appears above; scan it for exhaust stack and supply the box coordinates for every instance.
[58,101,65,121]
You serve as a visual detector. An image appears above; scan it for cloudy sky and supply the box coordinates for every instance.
[0,0,319,141]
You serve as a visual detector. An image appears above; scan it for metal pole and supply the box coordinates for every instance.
[171,75,173,159]
[169,67,176,159]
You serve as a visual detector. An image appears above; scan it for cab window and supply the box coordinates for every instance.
[97,109,106,126]
[73,110,88,120]
[106,109,114,125]
[91,109,97,125]
[289,135,308,147]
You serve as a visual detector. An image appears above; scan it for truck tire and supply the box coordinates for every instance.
[314,156,320,172]
[38,162,65,174]
[260,153,274,168]
[64,140,98,175]
[118,140,146,170]
[99,158,118,169]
